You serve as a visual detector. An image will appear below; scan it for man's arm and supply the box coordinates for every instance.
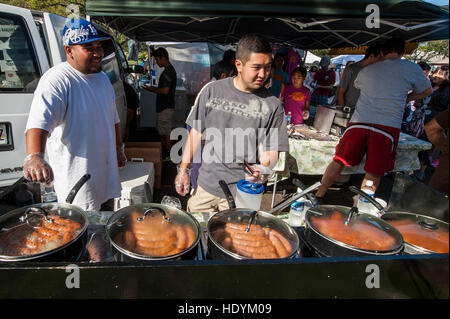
[406,87,433,103]
[425,112,448,155]
[179,128,203,169]
[337,87,346,106]
[24,128,53,183]
[143,85,169,95]
[26,128,49,155]
[115,123,127,167]
[175,127,203,196]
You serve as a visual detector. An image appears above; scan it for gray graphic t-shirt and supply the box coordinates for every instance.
[351,58,431,128]
[186,77,289,197]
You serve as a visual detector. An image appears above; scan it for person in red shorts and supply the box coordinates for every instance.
[315,37,433,199]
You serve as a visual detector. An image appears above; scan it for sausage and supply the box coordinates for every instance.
[225,223,265,236]
[134,231,176,243]
[184,225,196,248]
[136,239,173,249]
[174,224,188,250]
[221,236,233,250]
[270,229,292,254]
[231,236,272,248]
[269,232,289,258]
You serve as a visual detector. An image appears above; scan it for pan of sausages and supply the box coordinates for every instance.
[304,205,404,257]
[207,210,300,260]
[0,174,91,262]
[105,204,201,261]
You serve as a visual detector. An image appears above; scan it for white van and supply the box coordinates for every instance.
[0,4,130,188]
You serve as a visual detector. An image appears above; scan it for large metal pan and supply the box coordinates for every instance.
[105,203,202,262]
[0,174,91,262]
[291,180,404,257]
[206,180,321,260]
[350,186,449,255]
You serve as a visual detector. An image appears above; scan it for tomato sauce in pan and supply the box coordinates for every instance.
[309,211,398,251]
[386,219,449,253]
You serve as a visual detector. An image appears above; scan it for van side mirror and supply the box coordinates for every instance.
[131,65,145,74]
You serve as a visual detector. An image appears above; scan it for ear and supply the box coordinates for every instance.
[219,73,226,79]
[235,59,244,73]
[64,45,73,59]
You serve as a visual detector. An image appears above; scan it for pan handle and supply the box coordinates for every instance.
[65,174,91,204]
[138,206,170,222]
[219,180,236,209]
[292,178,319,206]
[245,211,258,233]
[349,185,385,214]
[268,181,321,215]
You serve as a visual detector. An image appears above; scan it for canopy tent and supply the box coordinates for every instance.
[304,52,321,65]
[86,0,449,50]
[331,54,365,65]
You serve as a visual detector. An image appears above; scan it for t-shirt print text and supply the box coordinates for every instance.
[206,97,270,119]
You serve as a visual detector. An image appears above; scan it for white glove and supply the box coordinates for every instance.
[23,153,54,184]
[117,144,127,168]
[245,164,273,184]
[175,166,191,196]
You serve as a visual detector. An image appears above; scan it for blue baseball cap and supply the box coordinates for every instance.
[62,19,109,46]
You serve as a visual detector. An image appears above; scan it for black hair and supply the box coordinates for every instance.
[381,37,406,56]
[236,34,272,64]
[213,60,234,79]
[364,43,382,59]
[291,66,307,78]
[417,61,431,71]
[153,47,169,59]
[223,49,235,63]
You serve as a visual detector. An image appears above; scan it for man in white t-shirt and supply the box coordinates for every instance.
[23,19,126,211]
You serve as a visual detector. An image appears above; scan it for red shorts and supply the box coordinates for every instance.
[333,122,400,177]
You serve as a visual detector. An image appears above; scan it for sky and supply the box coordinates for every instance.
[423,0,449,6]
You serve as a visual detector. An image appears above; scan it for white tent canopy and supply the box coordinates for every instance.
[304,52,321,65]
[331,55,365,66]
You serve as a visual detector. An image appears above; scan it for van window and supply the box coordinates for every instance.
[101,38,121,85]
[0,12,41,92]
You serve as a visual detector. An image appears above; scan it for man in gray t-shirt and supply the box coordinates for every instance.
[337,44,382,109]
[316,38,432,200]
[175,34,289,213]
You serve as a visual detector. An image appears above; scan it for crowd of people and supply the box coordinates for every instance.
[22,17,448,214]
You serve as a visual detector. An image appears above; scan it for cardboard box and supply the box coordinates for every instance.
[124,142,162,189]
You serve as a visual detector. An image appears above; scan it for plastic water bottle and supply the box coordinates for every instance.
[288,198,310,227]
[357,180,375,214]
[40,183,57,203]
[286,112,292,125]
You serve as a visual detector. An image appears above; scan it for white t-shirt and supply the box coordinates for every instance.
[351,58,431,128]
[26,62,121,211]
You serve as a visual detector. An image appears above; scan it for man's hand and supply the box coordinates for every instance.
[245,164,273,184]
[175,166,191,196]
[117,144,127,167]
[23,153,54,184]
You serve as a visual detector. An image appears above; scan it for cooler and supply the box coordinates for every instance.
[114,162,155,210]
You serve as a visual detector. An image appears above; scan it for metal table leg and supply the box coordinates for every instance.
[271,172,278,209]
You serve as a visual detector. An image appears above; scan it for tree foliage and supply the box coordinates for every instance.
[404,40,449,62]
[0,0,148,62]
